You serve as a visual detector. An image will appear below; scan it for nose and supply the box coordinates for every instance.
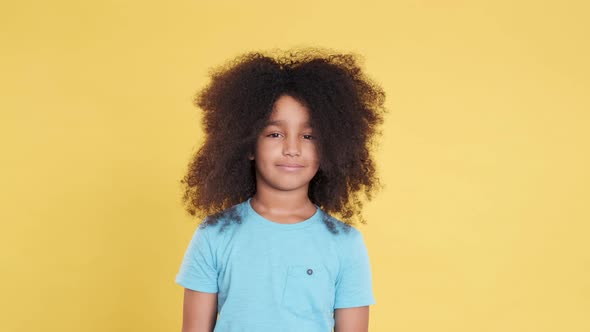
[282,135,301,157]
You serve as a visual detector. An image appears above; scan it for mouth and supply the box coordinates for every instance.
[276,164,304,170]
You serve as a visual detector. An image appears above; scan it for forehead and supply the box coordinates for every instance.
[266,95,312,126]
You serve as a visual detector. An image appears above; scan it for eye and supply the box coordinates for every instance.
[267,133,282,138]
[302,134,315,140]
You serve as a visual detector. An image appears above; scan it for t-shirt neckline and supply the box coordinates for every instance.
[245,197,321,230]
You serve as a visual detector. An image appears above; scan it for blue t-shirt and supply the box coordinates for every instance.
[175,198,375,331]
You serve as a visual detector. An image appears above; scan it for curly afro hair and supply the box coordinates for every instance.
[180,48,386,230]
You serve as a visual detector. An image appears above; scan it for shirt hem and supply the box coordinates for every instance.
[175,277,218,293]
[333,300,376,309]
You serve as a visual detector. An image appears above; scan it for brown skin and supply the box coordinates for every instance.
[181,95,371,330]
[334,306,370,332]
[181,50,387,227]
[181,292,370,332]
[249,96,372,328]
[249,95,320,223]
[181,289,217,332]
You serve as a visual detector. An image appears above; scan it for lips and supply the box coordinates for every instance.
[276,164,304,170]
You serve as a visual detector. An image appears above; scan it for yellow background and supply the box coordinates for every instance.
[1,0,588,331]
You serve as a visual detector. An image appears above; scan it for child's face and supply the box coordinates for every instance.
[251,94,320,195]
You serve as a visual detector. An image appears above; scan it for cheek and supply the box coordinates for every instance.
[253,138,267,157]
[254,140,279,163]
[308,145,320,162]
[307,150,320,172]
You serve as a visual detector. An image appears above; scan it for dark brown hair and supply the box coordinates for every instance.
[180,48,386,231]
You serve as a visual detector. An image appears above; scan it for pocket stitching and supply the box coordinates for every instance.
[282,264,332,315]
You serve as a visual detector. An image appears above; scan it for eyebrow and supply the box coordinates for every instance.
[265,120,313,128]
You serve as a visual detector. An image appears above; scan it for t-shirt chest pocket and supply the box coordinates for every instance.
[281,265,334,316]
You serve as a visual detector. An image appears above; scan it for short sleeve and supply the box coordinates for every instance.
[334,229,375,308]
[175,225,218,293]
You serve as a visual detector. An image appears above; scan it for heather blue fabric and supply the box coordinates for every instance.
[176,198,375,332]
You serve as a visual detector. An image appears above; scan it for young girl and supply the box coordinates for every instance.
[176,48,386,332]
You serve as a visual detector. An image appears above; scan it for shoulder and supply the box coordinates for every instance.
[198,200,250,237]
[318,211,359,234]
[318,211,366,246]
[319,214,372,276]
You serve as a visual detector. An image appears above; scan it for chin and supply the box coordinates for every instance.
[267,178,314,191]
[255,170,318,192]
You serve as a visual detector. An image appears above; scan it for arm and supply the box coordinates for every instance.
[181,288,218,332]
[334,306,370,332]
